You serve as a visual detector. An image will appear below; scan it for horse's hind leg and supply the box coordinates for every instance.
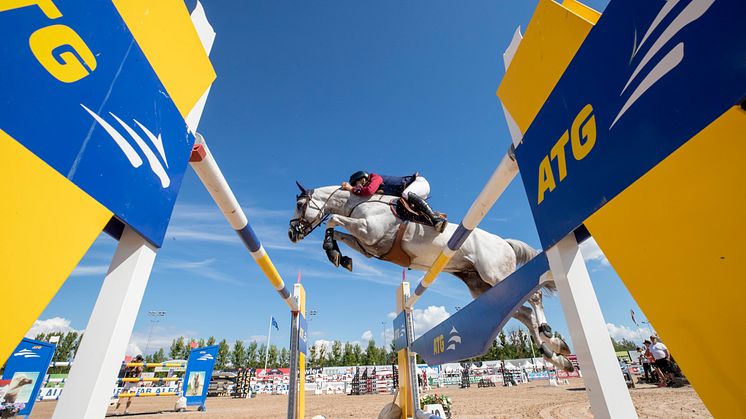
[513,305,574,372]
[527,291,571,356]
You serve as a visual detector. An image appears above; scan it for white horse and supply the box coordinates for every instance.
[288,183,573,371]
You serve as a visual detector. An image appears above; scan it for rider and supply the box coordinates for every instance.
[341,171,447,233]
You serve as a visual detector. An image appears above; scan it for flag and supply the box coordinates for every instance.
[271,316,279,331]
[630,309,638,327]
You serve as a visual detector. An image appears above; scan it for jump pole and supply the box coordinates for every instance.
[189,134,305,418]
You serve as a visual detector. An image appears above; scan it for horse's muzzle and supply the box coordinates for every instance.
[288,222,305,243]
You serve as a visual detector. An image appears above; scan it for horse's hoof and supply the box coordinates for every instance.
[556,355,575,372]
[434,219,448,233]
[326,250,341,267]
[341,257,353,272]
[539,323,553,338]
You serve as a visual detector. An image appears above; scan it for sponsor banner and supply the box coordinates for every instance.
[182,345,218,407]
[1,338,55,416]
[514,0,746,248]
[1,1,198,246]
[392,312,407,352]
[410,254,548,365]
[298,314,308,355]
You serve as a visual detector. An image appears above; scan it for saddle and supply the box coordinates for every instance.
[390,198,447,227]
[380,199,448,268]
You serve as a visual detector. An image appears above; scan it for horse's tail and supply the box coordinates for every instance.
[505,239,538,265]
[505,239,557,294]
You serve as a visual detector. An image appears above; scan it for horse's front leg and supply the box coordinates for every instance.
[324,215,373,271]
[527,291,571,356]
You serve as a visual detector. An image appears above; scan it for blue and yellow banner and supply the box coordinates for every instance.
[513,0,745,249]
[183,345,219,408]
[1,338,56,416]
[1,0,215,366]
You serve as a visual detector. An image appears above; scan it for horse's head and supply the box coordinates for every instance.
[288,181,324,243]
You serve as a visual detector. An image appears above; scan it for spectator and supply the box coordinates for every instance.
[649,336,674,387]
[637,346,652,382]
[115,354,144,414]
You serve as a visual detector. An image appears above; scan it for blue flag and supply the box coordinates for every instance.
[271,316,279,331]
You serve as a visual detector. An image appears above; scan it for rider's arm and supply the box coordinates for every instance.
[353,173,382,196]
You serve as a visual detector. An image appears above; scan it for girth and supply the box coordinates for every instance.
[379,222,412,268]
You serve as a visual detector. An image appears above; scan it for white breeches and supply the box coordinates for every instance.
[403,176,430,199]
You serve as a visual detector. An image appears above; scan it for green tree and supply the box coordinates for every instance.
[216,339,230,370]
[612,338,637,351]
[342,342,355,366]
[207,336,217,346]
[330,341,343,366]
[267,345,279,368]
[257,343,268,369]
[169,337,186,360]
[351,344,363,365]
[246,341,259,368]
[232,340,247,369]
[279,347,289,368]
[197,338,206,348]
[364,339,379,365]
[309,344,318,369]
[152,348,166,363]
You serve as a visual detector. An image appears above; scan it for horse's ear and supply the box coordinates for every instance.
[296,181,307,195]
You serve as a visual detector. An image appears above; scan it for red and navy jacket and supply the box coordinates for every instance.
[352,173,417,197]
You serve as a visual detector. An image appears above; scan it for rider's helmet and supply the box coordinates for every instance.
[349,170,369,185]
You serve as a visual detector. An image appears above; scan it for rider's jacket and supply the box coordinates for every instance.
[352,173,417,197]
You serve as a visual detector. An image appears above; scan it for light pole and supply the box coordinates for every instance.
[144,310,166,356]
[381,321,387,353]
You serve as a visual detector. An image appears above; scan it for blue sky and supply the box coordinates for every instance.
[33,0,657,357]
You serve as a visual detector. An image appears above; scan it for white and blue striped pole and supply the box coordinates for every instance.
[189,134,299,312]
[405,147,519,310]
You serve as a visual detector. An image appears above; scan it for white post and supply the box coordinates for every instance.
[53,226,157,419]
[546,234,637,419]
[264,316,273,372]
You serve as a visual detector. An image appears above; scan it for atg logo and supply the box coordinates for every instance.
[434,326,461,355]
[81,104,171,188]
[13,349,40,358]
[197,353,214,362]
[611,0,714,128]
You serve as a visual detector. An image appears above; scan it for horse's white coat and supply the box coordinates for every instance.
[289,185,573,371]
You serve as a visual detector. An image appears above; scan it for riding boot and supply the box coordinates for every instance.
[407,192,447,233]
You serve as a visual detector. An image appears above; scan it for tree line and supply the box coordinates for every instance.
[31,329,640,373]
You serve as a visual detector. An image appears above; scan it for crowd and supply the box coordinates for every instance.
[636,336,679,387]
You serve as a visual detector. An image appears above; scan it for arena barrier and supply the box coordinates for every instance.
[393,0,744,418]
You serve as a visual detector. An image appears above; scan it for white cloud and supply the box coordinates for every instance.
[361,330,373,341]
[312,339,334,352]
[412,306,450,337]
[26,317,80,338]
[126,342,144,357]
[580,237,610,266]
[128,327,198,356]
[156,257,243,286]
[606,323,646,342]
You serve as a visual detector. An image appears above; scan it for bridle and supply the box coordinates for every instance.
[289,188,343,238]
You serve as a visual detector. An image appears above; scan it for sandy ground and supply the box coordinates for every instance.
[30,378,712,418]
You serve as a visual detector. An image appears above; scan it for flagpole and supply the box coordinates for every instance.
[264,315,272,372]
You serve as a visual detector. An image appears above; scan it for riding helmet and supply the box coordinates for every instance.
[349,170,369,184]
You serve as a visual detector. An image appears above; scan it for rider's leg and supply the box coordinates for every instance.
[403,177,447,232]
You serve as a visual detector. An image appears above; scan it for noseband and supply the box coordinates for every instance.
[290,188,342,237]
